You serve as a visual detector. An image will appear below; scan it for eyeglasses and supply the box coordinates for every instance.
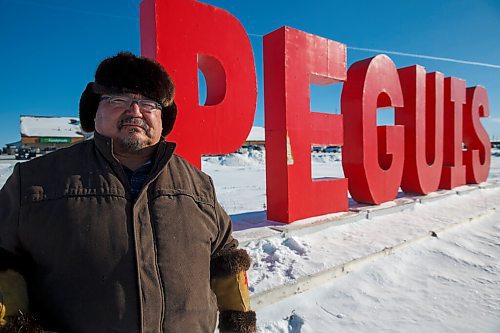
[100,95,162,113]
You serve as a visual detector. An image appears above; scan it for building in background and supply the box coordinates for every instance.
[20,115,87,152]
[1,141,21,155]
[244,126,265,147]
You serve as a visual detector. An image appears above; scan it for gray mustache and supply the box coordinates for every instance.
[118,117,149,131]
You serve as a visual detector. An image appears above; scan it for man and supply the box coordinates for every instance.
[0,52,256,333]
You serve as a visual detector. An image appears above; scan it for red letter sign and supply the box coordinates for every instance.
[396,66,444,194]
[264,27,348,223]
[342,55,405,204]
[440,77,466,189]
[140,0,257,168]
[463,86,491,183]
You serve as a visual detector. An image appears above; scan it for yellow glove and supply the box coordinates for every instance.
[211,249,256,332]
[0,269,29,326]
[211,271,251,312]
[0,302,6,327]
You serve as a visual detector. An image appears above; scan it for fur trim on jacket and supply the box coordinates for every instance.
[219,310,256,333]
[211,248,252,278]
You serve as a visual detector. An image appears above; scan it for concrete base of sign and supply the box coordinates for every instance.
[235,182,499,245]
[232,182,500,310]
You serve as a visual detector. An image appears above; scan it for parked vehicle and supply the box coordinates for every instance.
[248,145,264,151]
[323,146,340,153]
[15,148,36,160]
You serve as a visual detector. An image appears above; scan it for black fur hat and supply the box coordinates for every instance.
[79,52,177,137]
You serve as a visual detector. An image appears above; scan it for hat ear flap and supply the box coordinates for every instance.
[79,82,101,133]
[161,101,177,137]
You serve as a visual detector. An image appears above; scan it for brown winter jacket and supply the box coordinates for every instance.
[0,133,255,333]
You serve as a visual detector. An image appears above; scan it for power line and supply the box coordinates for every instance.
[247,32,500,69]
[348,46,500,69]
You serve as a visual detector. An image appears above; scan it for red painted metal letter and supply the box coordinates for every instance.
[140,0,257,168]
[396,66,444,194]
[440,77,466,189]
[264,27,348,223]
[463,86,491,183]
[342,55,405,204]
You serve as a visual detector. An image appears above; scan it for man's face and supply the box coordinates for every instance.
[94,93,163,152]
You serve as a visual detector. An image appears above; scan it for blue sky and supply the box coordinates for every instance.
[1,0,499,145]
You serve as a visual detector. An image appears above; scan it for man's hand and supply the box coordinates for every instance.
[211,249,256,333]
[0,302,6,327]
[0,310,45,333]
[0,269,29,324]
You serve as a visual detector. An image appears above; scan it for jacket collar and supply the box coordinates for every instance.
[93,131,176,178]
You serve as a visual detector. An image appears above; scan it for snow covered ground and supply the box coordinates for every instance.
[0,149,499,332]
[206,150,500,332]
[254,210,500,333]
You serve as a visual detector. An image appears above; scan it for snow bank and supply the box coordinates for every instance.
[202,150,341,168]
[0,163,15,188]
[244,186,500,296]
[311,152,341,163]
[203,150,265,167]
[256,210,500,333]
